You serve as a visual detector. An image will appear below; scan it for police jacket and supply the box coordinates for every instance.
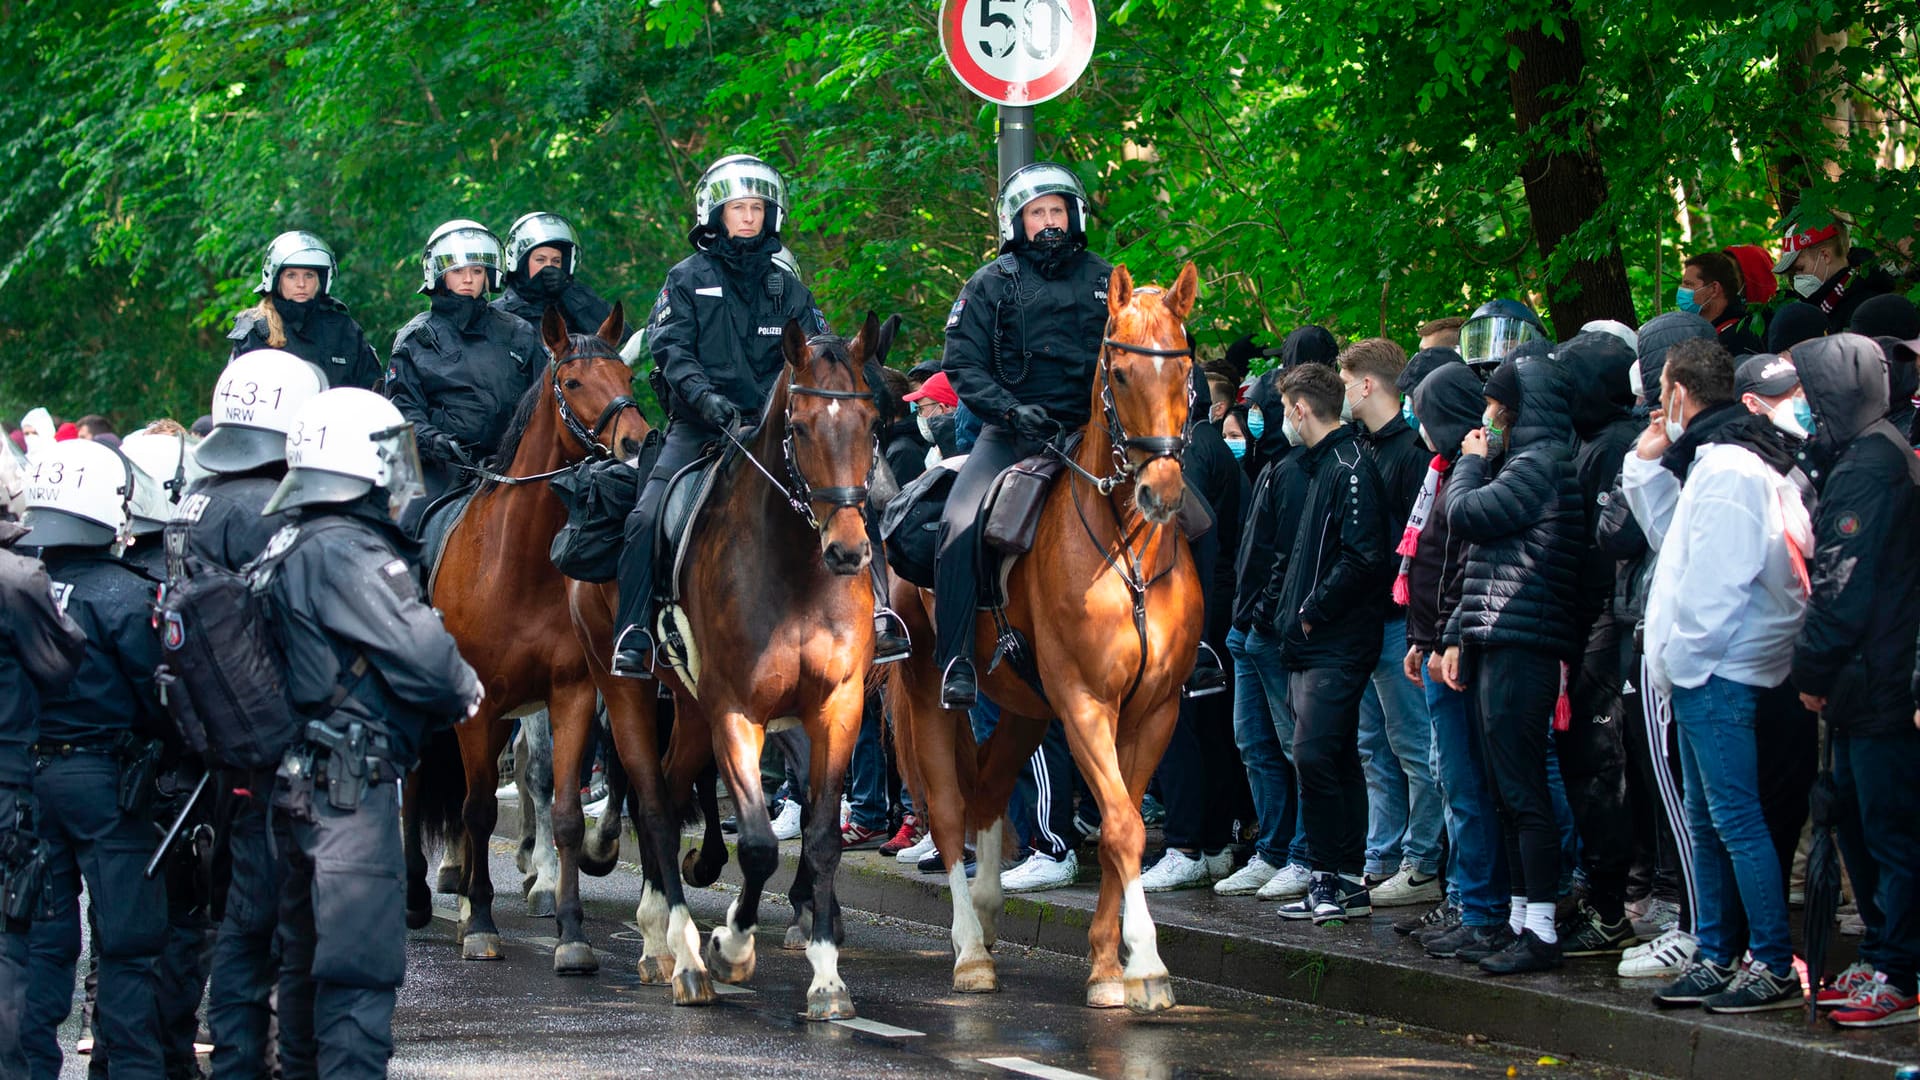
[942,248,1112,429]
[34,548,166,748]
[493,277,634,343]
[1788,336,1920,736]
[1443,357,1586,659]
[1403,363,1484,653]
[229,297,384,392]
[1271,424,1391,671]
[649,252,828,431]
[0,522,86,786]
[168,472,286,575]
[1358,414,1428,620]
[1231,447,1305,632]
[259,500,478,769]
[387,293,544,464]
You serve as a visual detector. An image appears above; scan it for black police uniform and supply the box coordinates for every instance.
[169,471,289,1080]
[229,297,385,392]
[934,244,1112,685]
[22,544,169,1080]
[611,245,829,653]
[256,497,477,1080]
[493,273,635,342]
[0,521,86,1079]
[384,293,544,511]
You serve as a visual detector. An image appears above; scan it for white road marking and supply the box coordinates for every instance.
[980,1056,1100,1080]
[830,1017,923,1037]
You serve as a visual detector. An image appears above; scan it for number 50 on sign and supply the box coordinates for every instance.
[939,0,1097,106]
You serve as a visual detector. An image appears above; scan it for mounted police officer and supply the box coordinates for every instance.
[229,231,384,391]
[0,508,87,1077]
[493,212,633,342]
[384,219,544,527]
[16,438,171,1080]
[175,349,328,1080]
[609,154,907,676]
[254,388,480,1079]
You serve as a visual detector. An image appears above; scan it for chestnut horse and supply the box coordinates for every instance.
[887,263,1203,1014]
[575,313,897,1017]
[414,305,649,974]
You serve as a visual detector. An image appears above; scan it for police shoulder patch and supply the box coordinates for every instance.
[945,299,966,329]
[1837,512,1861,536]
[379,557,416,600]
[49,581,73,614]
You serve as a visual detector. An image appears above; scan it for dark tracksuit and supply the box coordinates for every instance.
[23,547,168,1080]
[934,247,1112,676]
[259,501,478,1080]
[228,296,385,393]
[0,523,86,1080]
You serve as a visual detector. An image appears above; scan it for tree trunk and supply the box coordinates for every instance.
[1773,27,1851,222]
[1507,10,1637,333]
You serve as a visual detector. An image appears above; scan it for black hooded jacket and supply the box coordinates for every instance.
[1243,370,1289,475]
[387,293,545,465]
[1786,335,1920,736]
[229,296,384,392]
[1271,424,1391,671]
[0,522,86,786]
[649,249,830,431]
[493,274,635,343]
[1186,417,1248,635]
[942,248,1112,428]
[1404,364,1484,653]
[1443,357,1586,658]
[1357,412,1428,620]
[1562,332,1643,637]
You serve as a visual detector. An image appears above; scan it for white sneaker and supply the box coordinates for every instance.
[1368,866,1443,908]
[895,832,936,863]
[1256,862,1313,901]
[1002,850,1078,892]
[1214,854,1282,896]
[1203,849,1233,881]
[1140,848,1211,892]
[771,799,803,841]
[1617,928,1698,978]
[840,796,852,830]
[494,781,518,801]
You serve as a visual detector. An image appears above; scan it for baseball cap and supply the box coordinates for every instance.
[1734,353,1799,399]
[902,371,958,408]
[1772,221,1841,274]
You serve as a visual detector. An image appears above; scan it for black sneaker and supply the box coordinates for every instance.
[1455,924,1521,964]
[918,846,975,877]
[940,659,977,710]
[1702,961,1803,1013]
[1653,957,1741,1008]
[1426,922,1513,960]
[1277,872,1338,922]
[1559,902,1638,957]
[1395,901,1459,937]
[1479,929,1563,975]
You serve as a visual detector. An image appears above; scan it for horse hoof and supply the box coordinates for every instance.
[553,941,599,976]
[672,968,716,1006]
[1124,975,1177,1015]
[706,938,756,984]
[782,924,809,951]
[406,906,433,931]
[637,954,674,985]
[1086,978,1125,1009]
[806,987,856,1021]
[435,866,463,894]
[525,888,556,919]
[462,933,505,961]
[683,848,721,889]
[953,959,999,994]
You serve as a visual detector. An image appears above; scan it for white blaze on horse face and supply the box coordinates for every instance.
[806,938,846,996]
[827,400,841,418]
[1119,878,1168,981]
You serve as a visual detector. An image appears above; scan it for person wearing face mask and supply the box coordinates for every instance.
[1734,354,1813,438]
[493,213,633,343]
[384,219,544,528]
[1772,216,1895,334]
[1621,338,1815,1014]
[229,231,385,391]
[1220,407,1252,462]
[892,370,960,483]
[1435,354,1585,975]
[1241,368,1289,478]
[1678,251,1764,358]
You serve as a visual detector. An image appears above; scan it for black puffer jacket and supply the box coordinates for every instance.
[1634,312,1717,407]
[1403,363,1483,653]
[1562,331,1642,638]
[1443,357,1585,658]
[1788,335,1920,736]
[1272,424,1391,671]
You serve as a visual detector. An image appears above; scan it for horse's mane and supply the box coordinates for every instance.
[481,333,620,492]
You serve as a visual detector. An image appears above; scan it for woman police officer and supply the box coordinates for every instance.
[229,230,385,391]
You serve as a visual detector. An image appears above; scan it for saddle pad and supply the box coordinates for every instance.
[422,486,480,600]
[661,447,726,603]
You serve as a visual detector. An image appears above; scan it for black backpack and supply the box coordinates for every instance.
[155,519,360,770]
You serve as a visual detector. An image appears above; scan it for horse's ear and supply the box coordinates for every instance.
[1107,264,1134,320]
[1165,261,1200,323]
[875,314,902,367]
[598,301,624,348]
[540,305,569,358]
[781,318,809,369]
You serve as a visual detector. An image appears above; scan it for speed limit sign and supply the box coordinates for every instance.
[939,0,1097,107]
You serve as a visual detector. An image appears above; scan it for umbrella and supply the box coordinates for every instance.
[1803,732,1843,1023]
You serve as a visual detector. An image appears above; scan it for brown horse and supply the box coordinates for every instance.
[578,313,897,1017]
[416,304,649,974]
[888,263,1203,1014]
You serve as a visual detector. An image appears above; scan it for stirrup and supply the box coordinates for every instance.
[940,657,977,710]
[610,624,657,681]
[873,607,912,666]
[1183,640,1229,699]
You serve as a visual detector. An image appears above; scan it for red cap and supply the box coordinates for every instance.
[1772,222,1840,274]
[1724,244,1778,306]
[54,422,79,442]
[903,371,958,408]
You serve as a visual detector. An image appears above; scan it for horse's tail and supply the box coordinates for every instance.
[410,727,467,844]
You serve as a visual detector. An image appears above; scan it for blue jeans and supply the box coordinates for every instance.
[1359,618,1441,877]
[1229,627,1295,867]
[1671,677,1792,971]
[1424,668,1509,926]
[848,698,890,830]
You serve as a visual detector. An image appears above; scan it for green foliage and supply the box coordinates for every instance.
[0,0,1913,429]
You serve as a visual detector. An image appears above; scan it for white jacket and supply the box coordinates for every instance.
[1623,442,1812,694]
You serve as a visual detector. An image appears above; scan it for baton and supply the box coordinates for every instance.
[145,771,210,879]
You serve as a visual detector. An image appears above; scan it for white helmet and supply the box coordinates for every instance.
[0,434,27,520]
[694,155,787,235]
[504,212,579,276]
[256,230,338,297]
[996,162,1090,245]
[21,439,133,548]
[196,349,332,475]
[264,389,425,520]
[121,431,191,536]
[419,219,503,295]
[772,245,802,280]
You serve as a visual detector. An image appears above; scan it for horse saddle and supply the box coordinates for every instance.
[420,484,480,599]
[658,446,727,605]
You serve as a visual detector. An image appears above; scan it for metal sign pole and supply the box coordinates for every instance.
[998,105,1035,187]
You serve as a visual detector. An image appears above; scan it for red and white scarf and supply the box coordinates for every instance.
[1390,454,1447,606]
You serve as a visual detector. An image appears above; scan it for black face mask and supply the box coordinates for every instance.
[1014,229,1086,279]
[705,230,779,290]
[518,265,570,304]
[430,289,493,333]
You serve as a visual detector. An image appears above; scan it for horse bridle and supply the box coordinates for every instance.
[462,345,637,486]
[1051,323,1197,495]
[720,335,879,533]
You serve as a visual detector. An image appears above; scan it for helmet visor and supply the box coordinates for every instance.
[262,468,374,516]
[372,422,425,521]
[998,164,1087,235]
[194,425,287,475]
[20,507,116,548]
[1461,316,1547,367]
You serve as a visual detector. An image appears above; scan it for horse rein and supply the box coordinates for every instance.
[460,346,637,487]
[719,381,879,534]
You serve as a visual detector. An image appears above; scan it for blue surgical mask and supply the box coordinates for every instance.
[1676,286,1701,314]
[1246,407,1265,439]
[1224,437,1247,460]
[1792,396,1816,436]
[1401,399,1421,435]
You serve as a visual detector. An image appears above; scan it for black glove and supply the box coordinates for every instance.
[694,392,741,431]
[432,434,473,466]
[1005,404,1061,442]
